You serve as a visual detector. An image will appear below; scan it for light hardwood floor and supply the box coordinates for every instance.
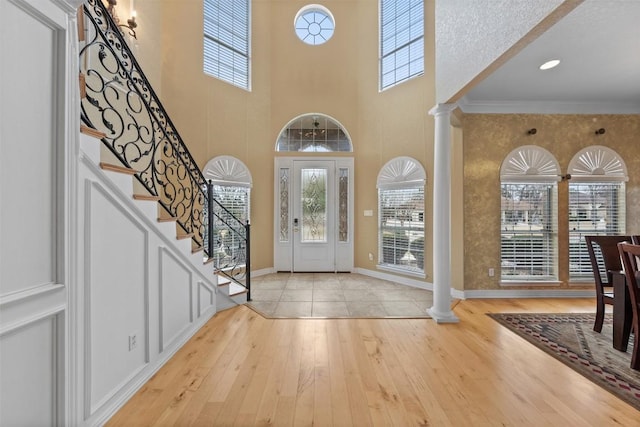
[106,298,640,426]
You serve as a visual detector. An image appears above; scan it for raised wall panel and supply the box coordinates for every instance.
[86,182,148,414]
[0,0,60,296]
[197,281,215,317]
[0,315,59,426]
[159,247,193,351]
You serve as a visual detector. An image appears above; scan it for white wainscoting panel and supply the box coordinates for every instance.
[159,247,193,352]
[0,0,71,425]
[0,314,61,426]
[85,181,149,415]
[0,0,60,296]
[197,281,215,318]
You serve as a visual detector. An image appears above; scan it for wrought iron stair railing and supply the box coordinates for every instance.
[79,0,250,298]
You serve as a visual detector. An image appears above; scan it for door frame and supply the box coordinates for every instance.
[273,157,354,272]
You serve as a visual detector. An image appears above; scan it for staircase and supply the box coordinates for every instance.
[78,0,249,308]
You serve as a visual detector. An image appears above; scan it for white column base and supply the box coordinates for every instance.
[427,306,460,323]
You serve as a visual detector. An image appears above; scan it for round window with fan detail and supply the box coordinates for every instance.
[294,4,335,45]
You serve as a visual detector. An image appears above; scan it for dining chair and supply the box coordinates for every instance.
[618,242,640,370]
[585,235,632,333]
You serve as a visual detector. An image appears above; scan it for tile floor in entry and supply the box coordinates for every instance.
[246,272,433,318]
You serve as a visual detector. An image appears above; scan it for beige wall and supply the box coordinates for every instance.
[462,114,640,291]
[135,0,437,278]
[114,1,640,294]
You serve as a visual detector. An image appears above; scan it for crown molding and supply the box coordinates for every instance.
[458,96,640,115]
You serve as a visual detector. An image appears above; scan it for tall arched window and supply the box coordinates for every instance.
[567,146,627,280]
[203,155,252,222]
[377,157,426,275]
[500,146,560,282]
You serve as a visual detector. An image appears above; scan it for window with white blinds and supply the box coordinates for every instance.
[377,157,426,274]
[379,188,425,272]
[501,183,558,280]
[568,182,626,279]
[212,185,250,223]
[203,0,250,90]
[380,0,424,91]
[566,146,628,280]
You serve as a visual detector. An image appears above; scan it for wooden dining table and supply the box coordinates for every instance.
[610,270,633,352]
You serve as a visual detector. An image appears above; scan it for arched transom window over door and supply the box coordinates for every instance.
[500,145,560,282]
[276,113,352,153]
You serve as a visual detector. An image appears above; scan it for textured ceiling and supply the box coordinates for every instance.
[459,0,640,114]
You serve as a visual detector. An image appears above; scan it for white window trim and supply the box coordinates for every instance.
[567,146,627,280]
[377,157,426,276]
[203,0,251,91]
[379,0,425,91]
[500,146,560,283]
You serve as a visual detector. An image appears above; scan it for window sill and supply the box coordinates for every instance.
[377,264,426,279]
[500,280,562,287]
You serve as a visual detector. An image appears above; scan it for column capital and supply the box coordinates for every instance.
[429,103,457,117]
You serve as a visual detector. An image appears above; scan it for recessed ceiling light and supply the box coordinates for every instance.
[539,59,560,70]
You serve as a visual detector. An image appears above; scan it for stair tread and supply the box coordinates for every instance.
[217,275,232,286]
[79,73,86,98]
[229,282,248,296]
[177,233,194,240]
[100,162,136,175]
[80,125,106,139]
[157,216,177,223]
[133,194,160,201]
[216,264,247,273]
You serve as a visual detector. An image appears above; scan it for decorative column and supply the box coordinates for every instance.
[428,103,459,323]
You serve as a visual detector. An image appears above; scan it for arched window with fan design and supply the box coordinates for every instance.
[203,155,253,223]
[376,157,426,276]
[500,145,560,282]
[567,145,627,280]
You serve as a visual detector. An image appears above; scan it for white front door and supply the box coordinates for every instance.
[293,161,335,271]
[274,157,354,272]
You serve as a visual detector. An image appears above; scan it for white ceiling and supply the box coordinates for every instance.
[459,0,640,114]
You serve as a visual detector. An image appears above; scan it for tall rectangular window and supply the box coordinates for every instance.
[501,183,558,281]
[568,182,625,279]
[379,188,425,273]
[204,0,250,90]
[380,0,424,90]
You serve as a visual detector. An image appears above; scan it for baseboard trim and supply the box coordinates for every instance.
[251,267,275,278]
[354,268,433,291]
[460,289,596,299]
[255,266,595,300]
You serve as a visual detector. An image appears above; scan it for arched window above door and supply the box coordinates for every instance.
[276,113,352,152]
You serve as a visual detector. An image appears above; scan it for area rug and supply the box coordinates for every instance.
[488,313,640,411]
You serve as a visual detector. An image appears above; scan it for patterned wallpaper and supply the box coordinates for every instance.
[462,114,640,291]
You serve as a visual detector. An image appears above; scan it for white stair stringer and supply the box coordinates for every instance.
[78,129,218,296]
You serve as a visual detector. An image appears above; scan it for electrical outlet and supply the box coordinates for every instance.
[128,333,138,351]
[488,268,495,277]
[368,253,374,261]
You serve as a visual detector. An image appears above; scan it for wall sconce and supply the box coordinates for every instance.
[595,128,606,135]
[527,128,537,135]
[106,0,138,39]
